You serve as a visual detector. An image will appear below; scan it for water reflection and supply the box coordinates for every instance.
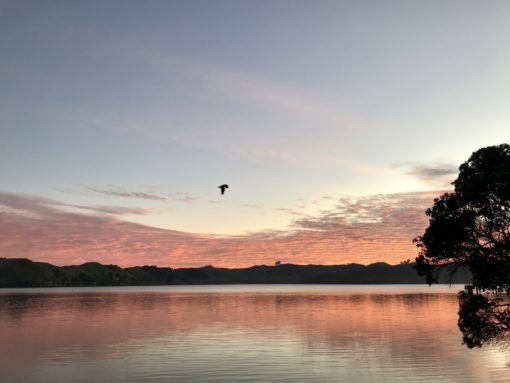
[0,285,507,383]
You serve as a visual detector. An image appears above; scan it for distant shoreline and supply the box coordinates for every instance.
[0,258,470,288]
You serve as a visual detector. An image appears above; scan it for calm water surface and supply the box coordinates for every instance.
[0,285,508,383]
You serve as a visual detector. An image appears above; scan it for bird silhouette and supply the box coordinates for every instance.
[218,184,229,195]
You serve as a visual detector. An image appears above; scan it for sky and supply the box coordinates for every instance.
[1,0,510,267]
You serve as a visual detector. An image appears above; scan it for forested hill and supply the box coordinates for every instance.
[0,258,470,287]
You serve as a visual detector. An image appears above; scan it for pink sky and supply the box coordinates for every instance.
[2,2,508,268]
[0,190,442,268]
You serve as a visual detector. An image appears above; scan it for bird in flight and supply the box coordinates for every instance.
[218,184,229,195]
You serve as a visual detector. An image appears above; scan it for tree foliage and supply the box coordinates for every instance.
[414,144,510,348]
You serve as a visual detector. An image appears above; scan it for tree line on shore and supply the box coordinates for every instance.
[0,257,469,287]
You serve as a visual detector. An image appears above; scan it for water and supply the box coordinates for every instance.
[0,285,507,383]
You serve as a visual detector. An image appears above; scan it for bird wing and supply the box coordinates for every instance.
[218,184,228,195]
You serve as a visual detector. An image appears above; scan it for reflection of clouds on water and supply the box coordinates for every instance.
[0,288,507,382]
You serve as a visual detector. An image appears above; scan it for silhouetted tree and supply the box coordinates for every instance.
[414,144,510,348]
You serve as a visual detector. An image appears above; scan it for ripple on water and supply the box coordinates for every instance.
[0,285,508,383]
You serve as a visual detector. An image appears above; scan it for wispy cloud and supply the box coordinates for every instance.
[68,204,151,216]
[393,161,458,187]
[0,191,154,218]
[168,192,200,204]
[134,50,385,175]
[66,185,200,204]
[274,207,304,216]
[84,186,168,201]
[405,164,458,180]
[241,203,263,209]
[150,51,352,127]
[0,190,442,268]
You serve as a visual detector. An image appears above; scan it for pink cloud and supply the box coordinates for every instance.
[0,190,445,268]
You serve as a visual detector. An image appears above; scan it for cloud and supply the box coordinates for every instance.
[150,51,351,128]
[70,186,199,204]
[0,190,443,268]
[0,191,153,218]
[274,207,304,216]
[241,203,263,209]
[393,162,458,186]
[85,186,168,201]
[405,164,458,180]
[0,192,61,218]
[0,191,198,266]
[68,204,151,216]
[168,192,199,204]
[137,50,386,174]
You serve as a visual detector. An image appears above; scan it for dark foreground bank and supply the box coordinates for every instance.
[0,258,470,287]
